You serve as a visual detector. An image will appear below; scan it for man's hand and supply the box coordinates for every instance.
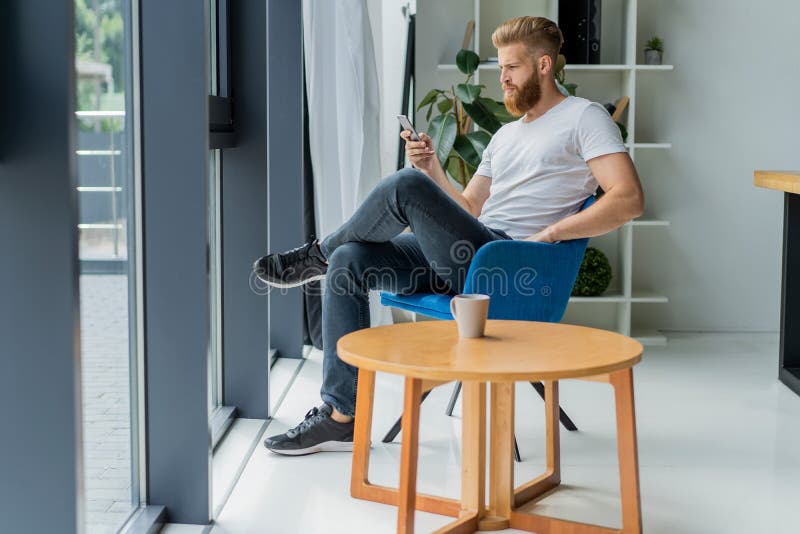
[524,226,557,243]
[401,130,439,175]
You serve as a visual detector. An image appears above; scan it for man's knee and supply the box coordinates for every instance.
[326,243,372,285]
[385,167,435,197]
[327,242,372,269]
[327,242,397,291]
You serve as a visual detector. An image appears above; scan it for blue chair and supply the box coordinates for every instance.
[379,196,596,459]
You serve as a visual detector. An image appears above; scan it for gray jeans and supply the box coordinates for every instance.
[317,168,511,416]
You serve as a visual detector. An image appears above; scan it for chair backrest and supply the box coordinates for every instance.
[461,195,595,323]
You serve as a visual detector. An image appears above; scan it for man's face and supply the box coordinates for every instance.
[497,43,542,116]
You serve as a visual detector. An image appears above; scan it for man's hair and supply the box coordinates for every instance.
[491,16,564,66]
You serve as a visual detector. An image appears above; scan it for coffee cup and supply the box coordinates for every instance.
[449,294,490,338]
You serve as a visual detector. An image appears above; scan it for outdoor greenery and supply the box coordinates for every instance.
[75,0,125,131]
[571,247,613,296]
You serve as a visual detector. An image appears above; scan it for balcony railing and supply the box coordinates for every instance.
[75,110,127,263]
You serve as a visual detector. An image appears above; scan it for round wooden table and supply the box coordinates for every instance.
[338,320,643,534]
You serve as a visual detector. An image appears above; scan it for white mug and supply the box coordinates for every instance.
[449,294,490,338]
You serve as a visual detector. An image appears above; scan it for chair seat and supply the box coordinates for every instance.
[380,292,454,321]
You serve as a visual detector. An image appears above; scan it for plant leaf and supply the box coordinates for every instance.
[437,98,453,114]
[446,155,467,187]
[453,135,481,169]
[427,113,457,167]
[454,83,482,104]
[478,97,517,123]
[417,89,442,111]
[462,99,503,134]
[464,130,491,159]
[456,49,480,76]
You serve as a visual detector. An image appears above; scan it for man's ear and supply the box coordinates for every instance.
[538,54,553,75]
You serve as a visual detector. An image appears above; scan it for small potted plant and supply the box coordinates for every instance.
[644,36,664,65]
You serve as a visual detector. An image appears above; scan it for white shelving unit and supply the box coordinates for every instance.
[421,0,671,344]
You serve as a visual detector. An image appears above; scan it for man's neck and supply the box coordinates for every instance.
[521,84,568,123]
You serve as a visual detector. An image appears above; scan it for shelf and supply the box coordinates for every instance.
[437,63,633,72]
[636,65,674,71]
[626,143,672,149]
[436,63,673,73]
[626,219,669,227]
[564,64,632,72]
[569,291,668,304]
[437,63,473,71]
[629,292,669,303]
[570,292,626,303]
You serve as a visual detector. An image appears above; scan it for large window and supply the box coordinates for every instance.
[75,0,141,531]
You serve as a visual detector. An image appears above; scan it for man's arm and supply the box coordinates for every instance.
[427,164,491,218]
[401,130,491,217]
[526,152,644,242]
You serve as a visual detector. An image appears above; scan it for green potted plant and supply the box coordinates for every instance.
[571,247,613,296]
[644,36,664,65]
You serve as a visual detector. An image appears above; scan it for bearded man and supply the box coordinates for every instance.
[254,16,644,456]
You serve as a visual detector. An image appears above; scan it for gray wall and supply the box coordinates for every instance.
[631,0,792,332]
[415,0,793,332]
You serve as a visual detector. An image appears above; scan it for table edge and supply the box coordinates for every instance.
[338,350,643,382]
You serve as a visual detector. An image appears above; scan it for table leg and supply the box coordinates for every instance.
[350,370,462,519]
[484,382,514,531]
[460,381,485,514]
[432,381,485,534]
[509,372,641,534]
[514,380,561,507]
[351,369,376,499]
[780,192,800,396]
[398,377,423,534]
[611,368,642,534]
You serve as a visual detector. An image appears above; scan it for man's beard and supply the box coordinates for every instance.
[503,72,542,116]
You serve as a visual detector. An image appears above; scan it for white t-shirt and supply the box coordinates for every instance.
[476,96,627,240]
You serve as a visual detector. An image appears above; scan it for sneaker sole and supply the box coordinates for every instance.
[264,439,354,456]
[258,273,327,289]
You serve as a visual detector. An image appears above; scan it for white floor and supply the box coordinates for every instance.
[164,333,800,533]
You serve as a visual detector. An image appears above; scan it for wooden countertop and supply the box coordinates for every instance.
[754,171,800,194]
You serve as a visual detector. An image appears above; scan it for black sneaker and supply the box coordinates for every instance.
[264,403,354,456]
[253,239,328,288]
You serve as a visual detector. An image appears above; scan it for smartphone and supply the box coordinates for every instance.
[397,114,421,142]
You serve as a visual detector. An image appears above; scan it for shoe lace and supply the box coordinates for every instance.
[281,242,317,269]
[287,406,326,437]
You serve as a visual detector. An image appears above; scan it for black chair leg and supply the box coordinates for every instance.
[384,386,524,462]
[445,381,462,416]
[382,390,432,443]
[530,381,578,431]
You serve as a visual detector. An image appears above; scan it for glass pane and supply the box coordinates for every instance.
[76,0,139,531]
[208,0,223,412]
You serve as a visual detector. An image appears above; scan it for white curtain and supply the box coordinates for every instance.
[303,0,392,327]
